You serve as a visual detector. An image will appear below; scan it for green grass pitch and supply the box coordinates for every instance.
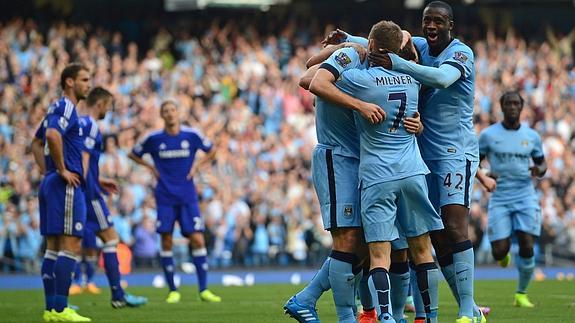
[0,280,573,322]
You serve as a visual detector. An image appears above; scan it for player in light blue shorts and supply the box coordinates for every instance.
[360,2,486,321]
[477,91,546,308]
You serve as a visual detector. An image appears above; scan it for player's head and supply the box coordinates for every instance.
[398,30,419,63]
[60,63,91,101]
[368,20,403,55]
[160,100,179,127]
[422,1,454,50]
[86,87,113,120]
[500,91,524,122]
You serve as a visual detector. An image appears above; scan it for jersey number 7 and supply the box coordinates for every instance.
[388,92,407,133]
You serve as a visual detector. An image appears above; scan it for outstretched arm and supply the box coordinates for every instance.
[389,54,461,89]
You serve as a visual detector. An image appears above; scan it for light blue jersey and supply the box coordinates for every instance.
[478,123,544,202]
[311,47,367,231]
[315,47,367,159]
[412,37,478,161]
[335,66,429,188]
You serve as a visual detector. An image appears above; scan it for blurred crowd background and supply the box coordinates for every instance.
[1,0,575,273]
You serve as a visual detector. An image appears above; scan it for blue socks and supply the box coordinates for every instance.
[328,251,357,323]
[41,250,58,311]
[516,255,535,294]
[192,248,209,292]
[368,268,395,322]
[452,240,475,318]
[160,251,177,291]
[296,257,331,307]
[389,261,410,322]
[414,262,439,323]
[54,251,78,312]
[103,240,125,301]
[359,267,374,311]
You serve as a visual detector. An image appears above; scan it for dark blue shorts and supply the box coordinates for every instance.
[156,203,203,236]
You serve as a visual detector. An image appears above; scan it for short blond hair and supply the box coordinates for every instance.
[368,20,403,54]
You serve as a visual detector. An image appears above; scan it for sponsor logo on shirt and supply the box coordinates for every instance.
[335,52,352,67]
[453,51,468,64]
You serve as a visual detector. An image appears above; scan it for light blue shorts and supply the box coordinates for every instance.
[425,158,479,211]
[487,197,541,242]
[312,144,361,231]
[361,175,444,243]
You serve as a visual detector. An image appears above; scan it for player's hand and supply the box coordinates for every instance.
[148,165,160,179]
[186,167,196,180]
[529,165,545,178]
[100,178,119,195]
[344,42,367,63]
[368,49,392,69]
[358,102,385,124]
[58,169,81,187]
[404,111,423,135]
[481,175,497,192]
[321,29,347,47]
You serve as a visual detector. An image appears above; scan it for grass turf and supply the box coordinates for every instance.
[0,280,573,322]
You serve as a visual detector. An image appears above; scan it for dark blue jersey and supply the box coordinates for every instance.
[79,116,104,199]
[132,127,212,205]
[38,97,85,177]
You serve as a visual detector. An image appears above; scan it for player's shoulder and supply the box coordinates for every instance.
[412,36,428,49]
[448,39,474,58]
[141,129,164,142]
[523,125,541,139]
[49,97,76,119]
[330,47,361,68]
[481,122,501,136]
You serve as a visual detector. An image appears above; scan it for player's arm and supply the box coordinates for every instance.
[476,154,496,193]
[309,69,384,124]
[128,151,159,178]
[31,137,45,174]
[476,132,496,192]
[529,133,547,178]
[322,29,368,48]
[99,177,119,194]
[45,128,81,187]
[82,151,90,179]
[386,54,461,89]
[306,43,366,69]
[299,64,321,90]
[187,133,216,180]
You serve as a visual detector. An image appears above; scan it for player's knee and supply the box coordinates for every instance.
[430,230,452,257]
[407,235,433,264]
[331,228,360,253]
[491,242,509,260]
[189,233,205,249]
[368,242,391,269]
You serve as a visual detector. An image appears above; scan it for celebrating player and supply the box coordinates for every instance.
[77,87,148,308]
[128,100,220,304]
[365,2,486,322]
[284,27,423,323]
[32,63,92,322]
[311,20,443,323]
[477,91,546,308]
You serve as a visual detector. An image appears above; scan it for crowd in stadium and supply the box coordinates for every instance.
[0,15,574,273]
